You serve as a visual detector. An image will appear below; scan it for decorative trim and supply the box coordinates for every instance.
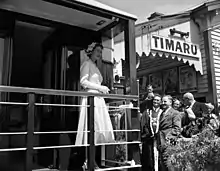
[149,109,163,136]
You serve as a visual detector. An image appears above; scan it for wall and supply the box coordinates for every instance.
[101,60,114,90]
[11,22,50,89]
[102,36,114,63]
[190,19,209,94]
[100,35,114,89]
[211,28,220,104]
[198,32,209,93]
[209,12,220,105]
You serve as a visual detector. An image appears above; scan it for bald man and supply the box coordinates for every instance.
[183,92,207,118]
[182,92,208,137]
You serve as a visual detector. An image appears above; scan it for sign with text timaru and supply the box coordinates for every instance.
[150,35,200,59]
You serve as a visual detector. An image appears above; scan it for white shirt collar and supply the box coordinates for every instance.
[190,100,196,108]
[153,107,160,112]
[164,106,171,115]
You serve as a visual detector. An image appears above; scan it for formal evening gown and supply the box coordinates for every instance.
[75,59,115,145]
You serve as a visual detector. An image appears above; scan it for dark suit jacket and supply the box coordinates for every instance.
[191,101,208,118]
[140,109,154,170]
[140,110,153,142]
[140,99,153,113]
[181,101,208,137]
[182,101,208,128]
[158,107,181,147]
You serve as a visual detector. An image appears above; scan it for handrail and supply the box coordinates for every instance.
[0,86,138,100]
[96,164,142,171]
[0,102,28,105]
[0,86,141,171]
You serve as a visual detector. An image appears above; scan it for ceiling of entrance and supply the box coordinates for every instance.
[0,0,116,31]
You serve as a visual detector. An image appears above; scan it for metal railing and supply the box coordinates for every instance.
[0,85,141,171]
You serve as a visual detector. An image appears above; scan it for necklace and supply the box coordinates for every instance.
[148,109,162,136]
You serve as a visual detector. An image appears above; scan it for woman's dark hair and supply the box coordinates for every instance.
[86,42,103,58]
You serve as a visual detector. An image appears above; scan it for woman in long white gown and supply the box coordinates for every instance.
[75,42,115,168]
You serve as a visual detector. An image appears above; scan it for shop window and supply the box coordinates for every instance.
[195,97,206,103]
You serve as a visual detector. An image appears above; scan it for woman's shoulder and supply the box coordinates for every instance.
[82,58,91,64]
[81,59,92,68]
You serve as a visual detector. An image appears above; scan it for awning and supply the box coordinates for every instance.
[114,33,204,75]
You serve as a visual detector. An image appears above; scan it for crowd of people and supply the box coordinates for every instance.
[140,85,220,171]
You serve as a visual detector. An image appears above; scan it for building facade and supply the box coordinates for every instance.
[114,0,220,112]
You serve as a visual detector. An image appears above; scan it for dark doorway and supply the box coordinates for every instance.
[8,21,55,171]
[11,21,54,89]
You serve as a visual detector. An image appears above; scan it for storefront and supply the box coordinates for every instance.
[137,32,204,101]
[114,0,220,111]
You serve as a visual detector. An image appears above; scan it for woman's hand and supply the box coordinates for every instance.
[100,86,110,94]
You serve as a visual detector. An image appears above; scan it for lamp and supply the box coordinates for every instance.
[114,75,120,82]
[170,28,189,38]
[96,20,106,26]
[216,9,220,16]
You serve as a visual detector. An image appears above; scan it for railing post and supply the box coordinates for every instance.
[88,96,95,171]
[131,99,141,171]
[26,93,35,171]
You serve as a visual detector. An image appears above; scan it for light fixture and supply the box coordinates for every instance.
[96,20,106,26]
[114,75,120,82]
[215,9,220,16]
[112,17,119,22]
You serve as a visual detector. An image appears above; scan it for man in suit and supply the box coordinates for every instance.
[159,95,181,171]
[141,94,162,171]
[181,92,208,137]
[183,92,207,118]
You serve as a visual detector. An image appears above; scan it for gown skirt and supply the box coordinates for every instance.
[75,95,115,145]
